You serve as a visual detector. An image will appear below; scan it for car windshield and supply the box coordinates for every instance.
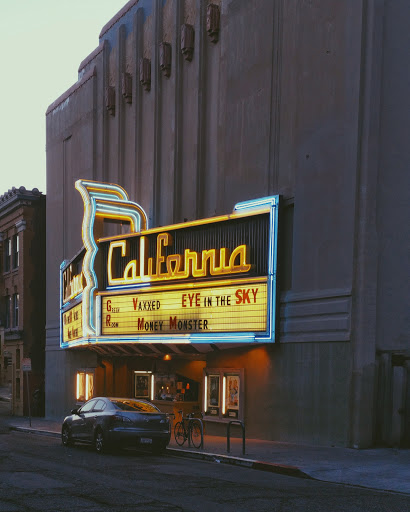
[110,399,159,413]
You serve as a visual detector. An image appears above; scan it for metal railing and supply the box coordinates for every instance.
[227,420,245,455]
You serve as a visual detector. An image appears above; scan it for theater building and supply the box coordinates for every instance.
[45,0,410,447]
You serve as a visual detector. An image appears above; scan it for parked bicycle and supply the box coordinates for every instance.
[174,410,203,449]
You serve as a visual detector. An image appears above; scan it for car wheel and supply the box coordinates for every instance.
[95,429,105,454]
[61,424,73,447]
[151,439,168,454]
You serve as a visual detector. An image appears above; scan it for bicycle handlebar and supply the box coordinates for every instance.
[177,410,204,419]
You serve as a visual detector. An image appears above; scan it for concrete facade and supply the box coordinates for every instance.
[0,187,46,416]
[45,0,410,447]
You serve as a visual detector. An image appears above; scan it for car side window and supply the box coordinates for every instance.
[79,399,97,413]
[93,399,106,412]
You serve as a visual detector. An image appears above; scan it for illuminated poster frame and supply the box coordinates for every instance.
[60,180,279,348]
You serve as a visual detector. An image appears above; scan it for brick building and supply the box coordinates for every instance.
[0,187,46,416]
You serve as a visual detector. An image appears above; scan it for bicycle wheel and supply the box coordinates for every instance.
[190,421,202,449]
[174,421,186,446]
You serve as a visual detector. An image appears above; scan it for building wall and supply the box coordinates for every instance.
[0,188,46,416]
[45,0,410,446]
[373,0,410,447]
[376,0,410,353]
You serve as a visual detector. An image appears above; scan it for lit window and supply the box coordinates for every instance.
[76,371,94,401]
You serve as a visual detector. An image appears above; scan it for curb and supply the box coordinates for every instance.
[166,447,311,479]
[10,426,60,438]
[252,460,311,479]
[10,425,310,479]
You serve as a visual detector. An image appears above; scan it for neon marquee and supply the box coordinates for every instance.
[60,180,279,348]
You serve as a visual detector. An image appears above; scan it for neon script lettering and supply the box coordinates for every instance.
[107,232,251,286]
[63,264,85,303]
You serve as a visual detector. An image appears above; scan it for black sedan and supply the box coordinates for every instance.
[61,397,171,454]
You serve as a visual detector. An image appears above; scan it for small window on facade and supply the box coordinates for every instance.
[203,368,244,422]
[12,234,19,269]
[13,294,19,328]
[4,295,11,328]
[16,349,20,370]
[4,238,11,273]
[76,371,94,402]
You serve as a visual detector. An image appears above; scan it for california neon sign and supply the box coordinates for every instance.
[60,180,279,348]
[107,233,251,286]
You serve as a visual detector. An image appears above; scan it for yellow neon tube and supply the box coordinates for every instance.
[75,179,149,337]
[86,374,89,400]
[204,376,208,412]
[76,373,80,400]
[222,376,226,415]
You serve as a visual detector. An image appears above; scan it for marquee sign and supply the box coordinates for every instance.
[62,302,83,342]
[101,280,268,335]
[62,253,85,304]
[60,180,279,348]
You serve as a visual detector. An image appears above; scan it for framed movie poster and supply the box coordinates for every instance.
[135,374,150,398]
[206,374,220,415]
[204,368,244,422]
[226,375,240,410]
[209,375,220,406]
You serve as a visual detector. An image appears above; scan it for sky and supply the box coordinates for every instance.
[0,0,129,196]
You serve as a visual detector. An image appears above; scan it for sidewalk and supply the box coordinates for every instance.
[4,412,410,495]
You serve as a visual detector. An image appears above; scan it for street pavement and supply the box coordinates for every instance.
[1,391,409,495]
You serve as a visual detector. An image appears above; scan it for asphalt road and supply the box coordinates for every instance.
[0,425,409,511]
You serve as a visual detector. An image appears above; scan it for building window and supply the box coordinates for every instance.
[4,295,11,328]
[76,371,94,402]
[203,368,244,422]
[13,294,19,328]
[12,234,19,269]
[4,238,11,273]
[153,373,199,402]
[16,349,20,370]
